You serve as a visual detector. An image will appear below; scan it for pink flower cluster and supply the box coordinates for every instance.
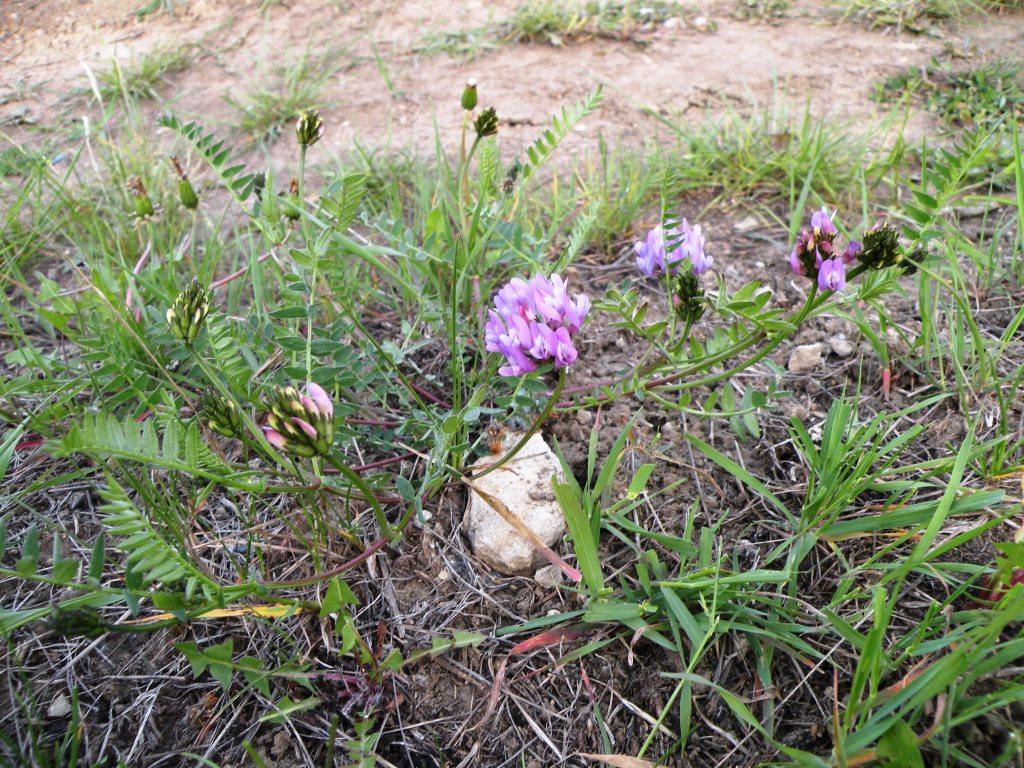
[634,219,711,277]
[484,274,590,377]
[789,207,861,292]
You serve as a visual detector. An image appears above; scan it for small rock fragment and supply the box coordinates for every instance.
[788,343,824,374]
[271,729,290,759]
[464,433,567,576]
[47,695,71,718]
[829,335,855,358]
[534,564,564,588]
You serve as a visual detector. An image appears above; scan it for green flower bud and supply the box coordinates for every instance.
[200,393,245,438]
[461,77,478,111]
[126,176,155,219]
[171,156,199,210]
[858,221,903,270]
[284,177,302,221]
[296,109,324,148]
[48,607,106,639]
[673,270,706,326]
[474,107,498,139]
[166,277,211,346]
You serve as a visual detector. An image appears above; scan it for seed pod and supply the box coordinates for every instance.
[166,277,211,346]
[295,109,324,148]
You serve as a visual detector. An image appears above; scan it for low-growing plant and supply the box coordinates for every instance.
[1,60,1022,768]
[876,59,1023,129]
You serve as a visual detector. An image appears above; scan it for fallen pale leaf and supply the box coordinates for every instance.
[121,603,301,625]
[579,754,655,768]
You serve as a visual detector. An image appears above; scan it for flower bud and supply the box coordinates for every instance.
[858,221,903,270]
[673,270,706,326]
[263,382,335,457]
[171,156,199,210]
[502,159,521,195]
[295,109,324,148]
[284,177,301,221]
[474,107,498,139]
[126,176,155,219]
[461,77,478,111]
[166,277,211,346]
[200,393,245,438]
[252,171,267,201]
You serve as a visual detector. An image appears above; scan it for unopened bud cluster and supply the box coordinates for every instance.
[673,270,706,326]
[474,107,499,139]
[166,278,211,346]
[858,221,915,274]
[262,382,335,457]
[201,394,245,438]
[295,109,324,148]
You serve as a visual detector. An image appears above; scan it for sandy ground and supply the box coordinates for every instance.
[3,0,1024,168]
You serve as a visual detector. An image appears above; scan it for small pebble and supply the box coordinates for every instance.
[788,343,824,374]
[47,695,71,718]
[829,335,855,358]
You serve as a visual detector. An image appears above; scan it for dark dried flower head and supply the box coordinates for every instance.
[461,77,478,111]
[295,109,325,148]
[474,107,498,138]
[166,277,211,346]
[201,393,245,438]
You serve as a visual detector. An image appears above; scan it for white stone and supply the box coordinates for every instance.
[47,695,71,718]
[788,343,824,374]
[829,335,855,358]
[464,433,567,576]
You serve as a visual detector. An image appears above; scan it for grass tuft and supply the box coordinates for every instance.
[92,44,197,102]
[225,47,349,145]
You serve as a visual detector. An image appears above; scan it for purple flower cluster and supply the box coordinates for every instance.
[634,219,712,278]
[789,207,861,292]
[484,274,590,377]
